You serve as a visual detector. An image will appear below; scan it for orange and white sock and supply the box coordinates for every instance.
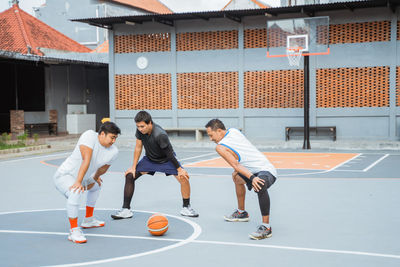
[86,206,94,218]
[69,217,78,229]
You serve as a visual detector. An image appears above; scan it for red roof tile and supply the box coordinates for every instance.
[0,4,91,55]
[110,0,173,14]
[222,0,269,10]
[91,40,109,53]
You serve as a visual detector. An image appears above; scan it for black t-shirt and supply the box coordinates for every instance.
[136,123,173,163]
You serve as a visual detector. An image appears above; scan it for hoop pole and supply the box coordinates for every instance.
[303,55,311,149]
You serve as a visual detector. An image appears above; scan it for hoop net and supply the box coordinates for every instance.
[286,47,303,66]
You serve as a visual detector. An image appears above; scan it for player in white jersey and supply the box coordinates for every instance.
[53,122,120,243]
[205,119,277,240]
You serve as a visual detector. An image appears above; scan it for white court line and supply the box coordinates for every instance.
[362,154,389,172]
[179,152,217,162]
[0,152,71,164]
[327,153,362,171]
[183,156,222,167]
[0,208,202,267]
[1,230,399,261]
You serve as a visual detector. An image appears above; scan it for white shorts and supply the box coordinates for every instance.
[53,171,95,198]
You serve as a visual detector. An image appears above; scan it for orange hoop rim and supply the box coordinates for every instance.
[266,48,330,58]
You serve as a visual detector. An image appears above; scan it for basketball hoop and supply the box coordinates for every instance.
[286,47,303,66]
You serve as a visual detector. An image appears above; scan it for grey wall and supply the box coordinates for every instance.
[45,64,108,133]
[109,7,400,141]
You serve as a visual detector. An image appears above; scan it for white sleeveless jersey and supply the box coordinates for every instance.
[218,128,277,176]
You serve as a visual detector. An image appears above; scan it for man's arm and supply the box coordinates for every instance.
[70,145,93,192]
[125,139,143,175]
[93,164,111,186]
[159,134,189,180]
[216,145,264,192]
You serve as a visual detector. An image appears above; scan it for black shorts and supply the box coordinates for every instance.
[238,171,276,191]
[136,156,178,176]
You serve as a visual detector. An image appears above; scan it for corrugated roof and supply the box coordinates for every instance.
[0,4,91,56]
[109,0,173,14]
[73,0,398,28]
[0,49,107,66]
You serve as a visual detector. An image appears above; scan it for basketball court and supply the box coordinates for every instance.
[1,8,399,267]
[0,147,399,267]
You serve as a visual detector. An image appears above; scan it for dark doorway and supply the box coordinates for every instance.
[0,59,45,133]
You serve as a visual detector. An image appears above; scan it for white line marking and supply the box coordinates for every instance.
[0,152,71,164]
[183,156,222,166]
[1,230,399,261]
[179,152,217,161]
[362,154,389,172]
[193,240,400,260]
[327,153,362,171]
[0,208,201,267]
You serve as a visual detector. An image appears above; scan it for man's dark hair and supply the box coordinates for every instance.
[205,119,226,131]
[99,121,121,135]
[135,111,153,124]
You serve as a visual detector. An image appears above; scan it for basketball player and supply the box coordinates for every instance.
[112,111,198,219]
[53,122,120,243]
[205,119,277,240]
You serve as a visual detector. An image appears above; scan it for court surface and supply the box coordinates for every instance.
[0,147,399,267]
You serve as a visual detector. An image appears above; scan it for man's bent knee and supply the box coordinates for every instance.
[232,173,246,185]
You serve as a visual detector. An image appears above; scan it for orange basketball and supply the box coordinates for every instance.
[147,213,169,236]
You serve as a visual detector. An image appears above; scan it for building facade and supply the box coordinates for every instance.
[78,2,400,141]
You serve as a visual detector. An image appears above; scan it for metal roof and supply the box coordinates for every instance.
[0,49,108,66]
[72,0,400,29]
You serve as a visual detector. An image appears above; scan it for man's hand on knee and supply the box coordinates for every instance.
[252,177,265,192]
[178,168,189,181]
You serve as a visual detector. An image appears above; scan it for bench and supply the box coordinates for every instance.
[25,123,58,137]
[164,128,207,141]
[164,127,243,141]
[285,126,336,141]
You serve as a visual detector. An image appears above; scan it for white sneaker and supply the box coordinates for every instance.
[81,216,105,229]
[180,206,199,217]
[111,208,133,220]
[68,227,87,243]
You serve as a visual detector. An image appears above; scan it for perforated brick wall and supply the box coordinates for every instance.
[176,30,238,51]
[114,33,171,53]
[177,72,238,109]
[329,21,390,44]
[316,67,389,108]
[398,21,400,40]
[115,74,172,110]
[244,70,304,108]
[397,66,400,106]
[244,28,267,49]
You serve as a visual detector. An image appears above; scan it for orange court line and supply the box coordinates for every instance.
[183,152,359,170]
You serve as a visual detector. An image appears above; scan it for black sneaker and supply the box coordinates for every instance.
[224,209,249,222]
[249,225,272,240]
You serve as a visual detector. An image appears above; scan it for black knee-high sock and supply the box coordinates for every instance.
[257,184,271,216]
[183,198,190,208]
[122,172,141,209]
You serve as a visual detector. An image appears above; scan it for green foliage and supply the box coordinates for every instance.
[0,142,26,150]
[1,133,7,143]
[17,131,28,146]
[33,133,39,143]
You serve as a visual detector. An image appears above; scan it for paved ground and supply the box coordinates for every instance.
[0,140,399,267]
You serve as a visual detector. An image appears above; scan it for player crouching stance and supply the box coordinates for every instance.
[53,122,120,243]
[205,119,277,240]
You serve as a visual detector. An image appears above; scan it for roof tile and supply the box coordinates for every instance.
[110,0,173,14]
[0,4,91,55]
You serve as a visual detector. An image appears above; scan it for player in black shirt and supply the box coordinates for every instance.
[112,111,199,218]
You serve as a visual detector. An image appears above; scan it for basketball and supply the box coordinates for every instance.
[147,213,169,236]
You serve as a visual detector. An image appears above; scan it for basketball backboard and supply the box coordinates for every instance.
[267,16,329,58]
